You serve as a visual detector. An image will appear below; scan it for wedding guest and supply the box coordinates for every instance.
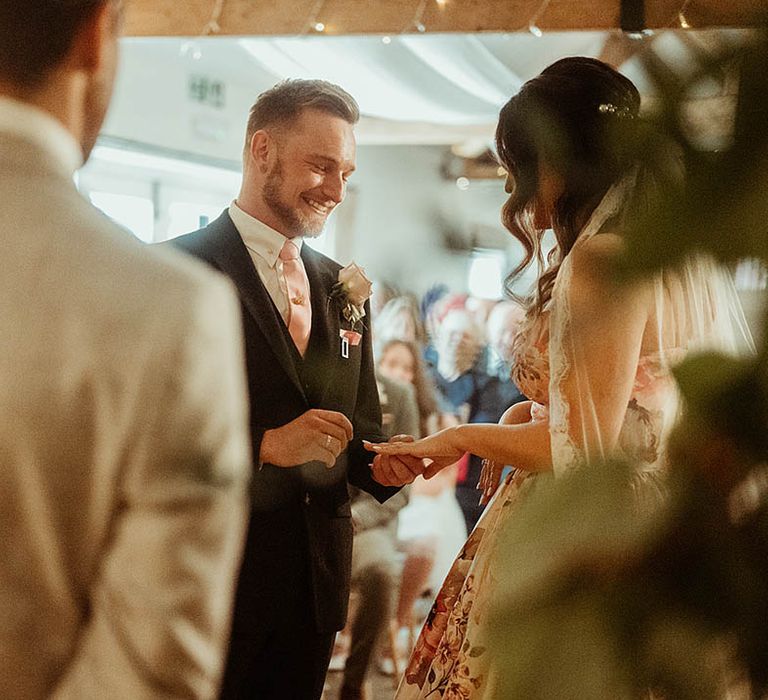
[375,295,427,351]
[465,296,497,329]
[431,306,484,407]
[377,340,466,650]
[167,80,422,700]
[479,300,529,468]
[377,339,439,437]
[338,375,417,700]
[0,1,251,698]
[370,279,400,318]
[430,307,512,531]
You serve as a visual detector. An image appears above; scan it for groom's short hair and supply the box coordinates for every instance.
[244,79,359,150]
[0,0,120,89]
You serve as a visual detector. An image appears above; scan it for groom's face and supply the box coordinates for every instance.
[262,108,356,239]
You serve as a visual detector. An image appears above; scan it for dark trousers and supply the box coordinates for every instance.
[220,613,334,699]
[220,508,337,700]
[455,483,486,534]
[342,527,399,691]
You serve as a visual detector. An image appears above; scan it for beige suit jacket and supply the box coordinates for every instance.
[0,132,251,699]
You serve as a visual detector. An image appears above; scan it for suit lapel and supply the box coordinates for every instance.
[302,245,340,391]
[205,213,306,398]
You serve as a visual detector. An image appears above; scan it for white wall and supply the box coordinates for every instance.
[105,39,278,164]
[340,145,513,297]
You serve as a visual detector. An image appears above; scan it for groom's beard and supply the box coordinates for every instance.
[262,158,327,239]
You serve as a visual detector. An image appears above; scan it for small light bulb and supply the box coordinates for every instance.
[435,0,447,6]
[456,177,470,191]
[382,35,392,44]
[678,11,691,28]
[415,21,426,33]
[314,22,325,32]
[528,23,543,38]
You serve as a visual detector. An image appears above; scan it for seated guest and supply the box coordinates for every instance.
[377,340,466,660]
[377,339,438,436]
[339,374,417,700]
[429,305,527,531]
[480,300,528,442]
[374,296,427,351]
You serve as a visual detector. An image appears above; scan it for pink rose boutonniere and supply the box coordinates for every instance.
[330,262,373,350]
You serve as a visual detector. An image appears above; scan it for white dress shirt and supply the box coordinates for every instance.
[0,96,83,177]
[228,200,306,325]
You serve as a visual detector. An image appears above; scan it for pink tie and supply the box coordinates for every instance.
[279,239,312,357]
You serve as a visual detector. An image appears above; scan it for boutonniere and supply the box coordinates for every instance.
[329,262,372,354]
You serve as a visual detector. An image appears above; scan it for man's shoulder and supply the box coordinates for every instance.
[165,210,232,258]
[51,194,234,323]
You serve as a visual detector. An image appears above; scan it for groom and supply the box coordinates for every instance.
[170,80,423,699]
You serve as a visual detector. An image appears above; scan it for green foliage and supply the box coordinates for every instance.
[673,352,768,462]
[618,29,768,276]
[489,460,768,698]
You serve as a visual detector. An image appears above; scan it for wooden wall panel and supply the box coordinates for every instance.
[124,0,766,37]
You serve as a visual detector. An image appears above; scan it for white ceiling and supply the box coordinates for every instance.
[104,29,748,161]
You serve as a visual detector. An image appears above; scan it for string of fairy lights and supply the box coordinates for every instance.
[180,0,697,60]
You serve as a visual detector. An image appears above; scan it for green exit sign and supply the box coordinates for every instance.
[188,75,226,109]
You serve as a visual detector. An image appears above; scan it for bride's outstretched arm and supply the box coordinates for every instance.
[443,417,552,475]
[367,405,553,477]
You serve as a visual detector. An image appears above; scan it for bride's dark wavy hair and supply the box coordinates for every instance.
[496,56,650,317]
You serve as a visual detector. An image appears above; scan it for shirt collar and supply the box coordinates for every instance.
[228,200,304,268]
[0,96,83,176]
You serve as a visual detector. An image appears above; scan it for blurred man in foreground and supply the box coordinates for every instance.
[0,1,251,697]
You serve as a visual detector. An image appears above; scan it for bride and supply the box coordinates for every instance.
[368,56,752,698]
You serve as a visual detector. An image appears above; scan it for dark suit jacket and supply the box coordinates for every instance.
[168,211,397,632]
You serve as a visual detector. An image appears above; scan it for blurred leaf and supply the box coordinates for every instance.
[672,352,752,409]
[490,588,635,699]
[673,351,768,460]
[618,28,768,276]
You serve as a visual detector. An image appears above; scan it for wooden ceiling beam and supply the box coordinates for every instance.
[124,0,766,37]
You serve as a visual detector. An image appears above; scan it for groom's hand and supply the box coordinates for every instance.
[260,409,354,469]
[370,435,426,487]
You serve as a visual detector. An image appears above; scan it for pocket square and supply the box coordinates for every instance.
[339,329,362,346]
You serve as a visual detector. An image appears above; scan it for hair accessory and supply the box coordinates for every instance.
[598,103,635,119]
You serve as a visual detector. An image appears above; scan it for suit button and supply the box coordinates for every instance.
[304,492,311,505]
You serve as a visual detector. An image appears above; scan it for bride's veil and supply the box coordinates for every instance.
[547,175,755,478]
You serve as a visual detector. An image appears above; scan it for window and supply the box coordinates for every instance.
[734,258,767,291]
[89,191,155,243]
[166,202,227,240]
[467,249,506,300]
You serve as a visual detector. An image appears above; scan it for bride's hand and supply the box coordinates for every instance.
[364,428,464,478]
[477,459,504,506]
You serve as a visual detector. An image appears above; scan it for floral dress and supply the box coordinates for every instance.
[395,309,677,699]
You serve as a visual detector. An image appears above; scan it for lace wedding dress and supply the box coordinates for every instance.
[394,179,753,699]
